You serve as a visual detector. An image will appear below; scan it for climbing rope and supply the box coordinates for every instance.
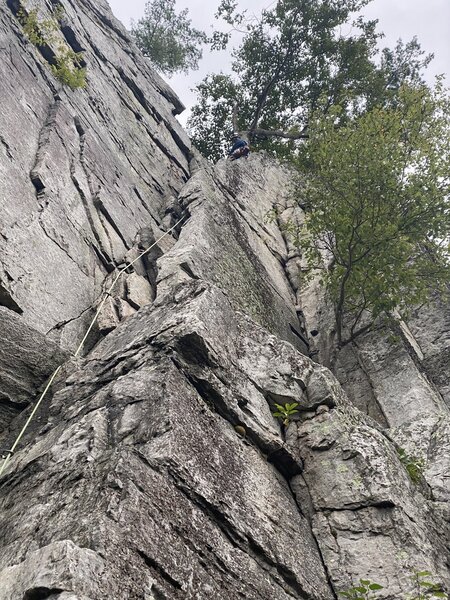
[0,214,187,478]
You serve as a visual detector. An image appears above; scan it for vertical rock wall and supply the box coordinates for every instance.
[0,1,449,599]
[0,0,190,346]
[0,0,190,428]
[300,222,450,597]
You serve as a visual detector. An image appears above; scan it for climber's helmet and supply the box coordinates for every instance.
[231,132,240,140]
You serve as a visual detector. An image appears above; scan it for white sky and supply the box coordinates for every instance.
[108,0,450,125]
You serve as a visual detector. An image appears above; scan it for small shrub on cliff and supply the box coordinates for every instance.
[340,571,447,600]
[18,7,45,45]
[397,448,425,484]
[18,3,86,89]
[272,402,299,426]
[51,46,86,90]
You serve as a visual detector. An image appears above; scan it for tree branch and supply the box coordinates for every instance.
[248,9,302,135]
[232,102,238,132]
[250,127,308,140]
[340,322,375,347]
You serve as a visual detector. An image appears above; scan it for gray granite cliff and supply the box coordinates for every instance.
[0,1,449,598]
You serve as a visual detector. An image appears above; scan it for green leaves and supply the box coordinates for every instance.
[51,47,86,90]
[340,571,448,600]
[18,3,86,89]
[410,570,448,599]
[339,579,384,599]
[397,448,425,484]
[131,0,208,76]
[272,402,299,426]
[189,0,388,159]
[296,82,450,346]
[189,74,242,162]
[189,0,432,160]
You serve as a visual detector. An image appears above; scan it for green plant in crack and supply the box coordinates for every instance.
[18,2,86,89]
[51,46,86,89]
[397,448,425,484]
[339,579,383,599]
[408,570,448,599]
[18,7,44,45]
[272,402,299,427]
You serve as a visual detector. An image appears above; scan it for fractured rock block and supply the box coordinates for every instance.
[125,272,154,309]
[0,540,104,600]
[0,307,68,432]
[96,296,119,333]
[117,298,137,320]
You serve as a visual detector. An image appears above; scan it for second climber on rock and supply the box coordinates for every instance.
[228,133,250,161]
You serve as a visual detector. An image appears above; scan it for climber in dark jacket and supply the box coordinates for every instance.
[228,133,250,160]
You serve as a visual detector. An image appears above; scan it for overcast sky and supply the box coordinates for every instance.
[108,0,450,125]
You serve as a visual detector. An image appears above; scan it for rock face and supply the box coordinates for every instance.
[0,0,189,351]
[0,1,449,599]
[0,307,68,431]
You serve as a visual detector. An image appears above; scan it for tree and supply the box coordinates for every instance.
[188,0,432,162]
[131,0,207,76]
[366,37,434,109]
[295,81,450,347]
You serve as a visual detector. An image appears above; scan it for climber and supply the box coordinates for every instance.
[228,133,250,161]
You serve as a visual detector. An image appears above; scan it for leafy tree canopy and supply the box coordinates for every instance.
[295,80,450,347]
[188,0,433,161]
[135,0,448,349]
[131,0,208,76]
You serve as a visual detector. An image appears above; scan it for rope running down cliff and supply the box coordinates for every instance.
[0,214,187,478]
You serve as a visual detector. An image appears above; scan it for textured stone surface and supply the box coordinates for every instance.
[0,282,334,600]
[2,277,448,598]
[157,154,309,352]
[408,296,450,406]
[291,405,449,596]
[0,541,104,600]
[126,271,154,309]
[296,191,450,599]
[0,0,190,350]
[0,307,68,432]
[0,0,449,598]
[344,328,445,428]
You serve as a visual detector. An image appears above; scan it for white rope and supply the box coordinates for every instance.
[0,215,186,477]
